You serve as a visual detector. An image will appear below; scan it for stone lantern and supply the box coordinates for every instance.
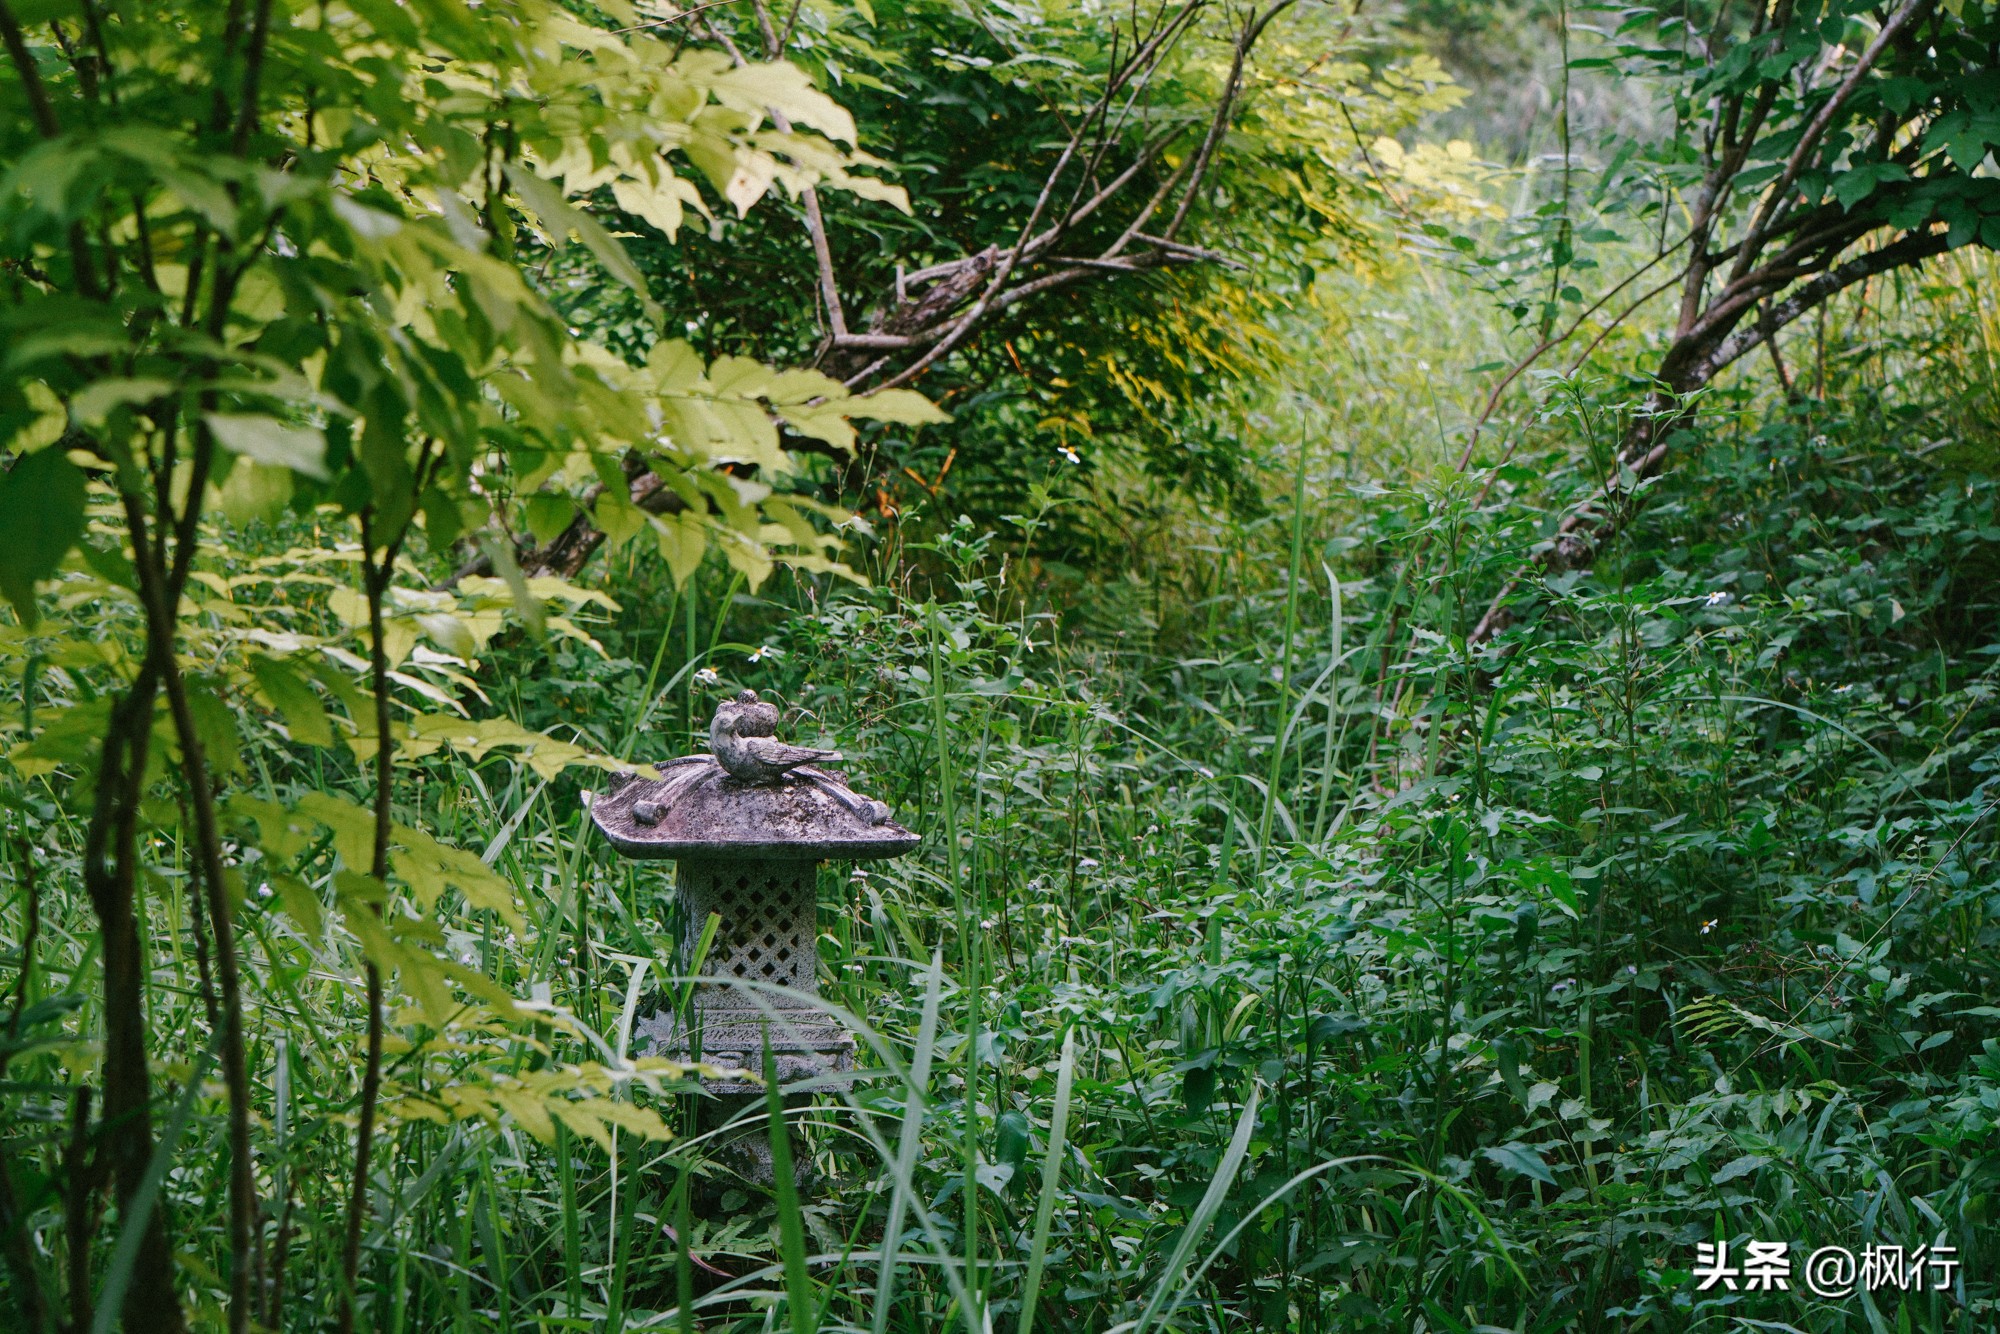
[587,691,918,1181]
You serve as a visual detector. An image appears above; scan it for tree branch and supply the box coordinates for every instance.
[1726,0,1934,286]
[1469,227,1953,646]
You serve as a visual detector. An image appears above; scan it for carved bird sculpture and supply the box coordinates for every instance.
[720,688,782,738]
[709,689,841,784]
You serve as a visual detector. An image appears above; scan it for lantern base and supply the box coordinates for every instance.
[634,1006,856,1095]
[636,1008,852,1193]
[698,1090,818,1195]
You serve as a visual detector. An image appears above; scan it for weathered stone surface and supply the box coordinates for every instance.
[588,757,920,860]
[632,856,857,1091]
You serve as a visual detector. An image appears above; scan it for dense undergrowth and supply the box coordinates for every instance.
[5,3,2000,1332]
[21,255,1993,1334]
[7,260,2000,1334]
[5,249,1998,1334]
[569,262,2000,1332]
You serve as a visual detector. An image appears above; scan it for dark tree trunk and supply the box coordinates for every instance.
[80,666,189,1334]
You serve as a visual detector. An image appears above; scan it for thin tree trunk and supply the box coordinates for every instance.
[0,845,55,1334]
[81,664,190,1334]
[340,518,408,1334]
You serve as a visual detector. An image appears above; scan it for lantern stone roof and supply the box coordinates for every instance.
[589,756,921,860]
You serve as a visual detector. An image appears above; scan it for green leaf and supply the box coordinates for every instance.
[251,654,334,747]
[504,164,661,322]
[994,1108,1030,1173]
[1710,1153,1767,1184]
[391,824,524,931]
[70,377,177,427]
[524,492,577,544]
[270,874,324,940]
[217,458,296,526]
[298,792,380,870]
[204,413,329,479]
[182,686,243,777]
[1493,1034,1529,1106]
[477,530,545,639]
[850,388,948,426]
[226,794,310,861]
[7,698,111,777]
[0,446,88,626]
[1481,1141,1557,1186]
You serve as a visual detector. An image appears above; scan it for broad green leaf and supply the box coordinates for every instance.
[391,824,524,931]
[227,794,311,861]
[504,164,661,321]
[524,492,576,544]
[217,458,296,526]
[712,61,858,144]
[181,687,243,777]
[298,792,380,871]
[0,446,88,626]
[851,388,950,426]
[1482,1141,1557,1187]
[270,874,325,939]
[6,697,111,777]
[205,413,329,479]
[251,654,334,747]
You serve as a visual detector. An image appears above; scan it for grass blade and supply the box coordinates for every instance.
[1016,1027,1076,1334]
[872,952,944,1334]
[1120,1085,1261,1334]
[765,1033,817,1334]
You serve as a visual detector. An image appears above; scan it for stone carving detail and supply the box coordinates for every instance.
[681,858,817,999]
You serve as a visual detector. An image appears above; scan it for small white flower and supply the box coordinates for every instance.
[1056,445,1082,464]
[1701,918,1719,934]
[1077,857,1100,872]
[694,666,721,686]
[1705,591,1732,608]
[747,645,773,663]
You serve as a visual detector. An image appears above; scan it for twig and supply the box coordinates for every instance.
[4,838,37,1054]
[1456,241,1690,471]
[611,0,746,35]
[0,0,60,136]
[1468,229,1951,646]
